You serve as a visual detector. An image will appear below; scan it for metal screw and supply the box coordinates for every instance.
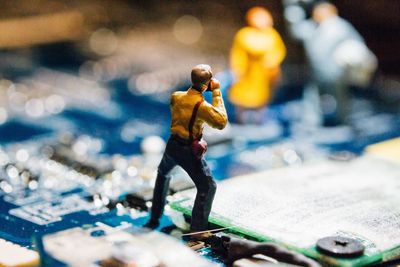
[316,236,365,258]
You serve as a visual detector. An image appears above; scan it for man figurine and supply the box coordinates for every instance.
[285,1,377,125]
[146,64,228,237]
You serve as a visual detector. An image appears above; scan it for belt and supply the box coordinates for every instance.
[171,134,202,145]
[171,134,191,145]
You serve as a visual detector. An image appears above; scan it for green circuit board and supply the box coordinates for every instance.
[171,155,400,267]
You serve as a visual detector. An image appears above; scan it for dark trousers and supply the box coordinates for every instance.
[149,136,217,231]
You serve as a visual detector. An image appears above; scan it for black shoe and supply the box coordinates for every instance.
[144,219,160,229]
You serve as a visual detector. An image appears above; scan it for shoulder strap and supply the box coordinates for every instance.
[189,100,204,142]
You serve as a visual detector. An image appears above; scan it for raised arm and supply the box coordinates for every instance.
[199,79,228,130]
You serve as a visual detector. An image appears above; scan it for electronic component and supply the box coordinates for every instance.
[9,194,108,225]
[124,189,154,211]
[41,222,216,267]
[207,233,320,267]
[171,155,400,266]
[45,144,113,179]
[0,238,39,267]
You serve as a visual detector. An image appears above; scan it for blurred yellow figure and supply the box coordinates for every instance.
[229,7,286,112]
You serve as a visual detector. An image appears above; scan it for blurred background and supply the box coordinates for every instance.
[0,0,398,72]
[0,0,399,166]
[0,0,398,170]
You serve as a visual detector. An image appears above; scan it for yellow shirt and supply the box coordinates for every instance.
[170,88,228,140]
[229,26,286,108]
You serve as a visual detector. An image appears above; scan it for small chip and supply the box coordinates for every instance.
[0,238,39,267]
[124,189,154,210]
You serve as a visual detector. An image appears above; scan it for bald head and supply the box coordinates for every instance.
[191,64,213,91]
[312,2,338,24]
[246,7,273,29]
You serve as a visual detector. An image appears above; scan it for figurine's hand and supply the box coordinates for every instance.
[209,78,220,91]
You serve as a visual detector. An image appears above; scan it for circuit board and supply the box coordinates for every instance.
[1,65,399,266]
[1,4,400,266]
[171,155,400,267]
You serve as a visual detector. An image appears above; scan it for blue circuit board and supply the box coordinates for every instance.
[1,65,400,266]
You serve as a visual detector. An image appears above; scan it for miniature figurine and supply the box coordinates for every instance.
[285,1,377,125]
[146,64,228,237]
[229,6,286,124]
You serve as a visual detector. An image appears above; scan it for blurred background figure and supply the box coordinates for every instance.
[229,7,286,124]
[285,1,377,126]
